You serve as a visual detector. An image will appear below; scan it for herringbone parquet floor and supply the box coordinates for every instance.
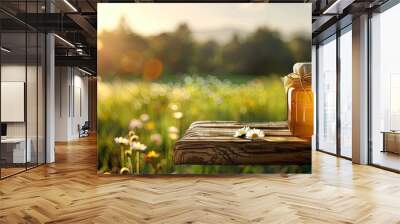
[1,136,400,224]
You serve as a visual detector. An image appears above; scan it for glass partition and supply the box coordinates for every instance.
[27,30,38,169]
[370,3,400,171]
[1,30,28,177]
[317,35,337,154]
[339,27,352,158]
[0,3,46,179]
[38,32,45,165]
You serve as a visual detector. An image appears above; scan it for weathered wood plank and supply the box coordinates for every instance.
[173,121,311,165]
[189,121,288,129]
[183,127,293,138]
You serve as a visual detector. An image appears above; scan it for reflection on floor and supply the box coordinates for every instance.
[0,136,400,223]
[0,163,41,178]
[0,167,25,178]
[373,150,400,171]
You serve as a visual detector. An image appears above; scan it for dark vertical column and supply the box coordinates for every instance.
[367,11,372,165]
[25,0,28,171]
[44,32,47,164]
[72,68,75,118]
[0,19,2,179]
[315,45,319,151]
[36,0,39,167]
[88,77,97,133]
[336,28,341,157]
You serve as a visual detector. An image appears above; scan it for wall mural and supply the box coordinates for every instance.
[97,3,312,175]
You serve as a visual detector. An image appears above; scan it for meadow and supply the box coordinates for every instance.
[97,75,311,174]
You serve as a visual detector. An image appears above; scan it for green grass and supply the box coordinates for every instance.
[97,75,310,174]
[101,72,258,85]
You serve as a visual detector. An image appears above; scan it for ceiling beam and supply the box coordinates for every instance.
[55,55,96,71]
[13,13,82,32]
[312,15,336,34]
[322,0,356,14]
[67,13,97,38]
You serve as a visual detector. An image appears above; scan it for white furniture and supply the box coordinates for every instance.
[1,138,31,163]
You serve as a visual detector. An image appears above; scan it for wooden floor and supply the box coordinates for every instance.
[1,136,400,223]
[1,163,44,178]
[372,150,400,171]
[1,167,26,178]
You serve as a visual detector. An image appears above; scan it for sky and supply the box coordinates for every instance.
[98,3,311,41]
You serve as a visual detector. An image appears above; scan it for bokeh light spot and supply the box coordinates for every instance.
[143,58,163,81]
[120,51,144,75]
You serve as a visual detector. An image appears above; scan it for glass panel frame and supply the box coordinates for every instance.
[0,2,47,180]
[27,29,39,169]
[315,24,353,161]
[0,28,28,178]
[339,26,353,159]
[370,3,400,172]
[317,35,337,155]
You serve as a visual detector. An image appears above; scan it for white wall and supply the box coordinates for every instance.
[55,67,89,141]
[1,63,46,164]
[1,65,26,140]
[1,65,35,137]
[72,73,89,138]
[55,67,69,141]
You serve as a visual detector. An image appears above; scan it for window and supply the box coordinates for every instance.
[339,27,352,158]
[317,35,337,154]
[0,2,46,179]
[370,3,400,171]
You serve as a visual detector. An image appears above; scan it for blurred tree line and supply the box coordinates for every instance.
[98,17,310,80]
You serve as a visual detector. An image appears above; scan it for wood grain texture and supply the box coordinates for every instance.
[188,120,289,129]
[1,136,400,224]
[174,121,311,165]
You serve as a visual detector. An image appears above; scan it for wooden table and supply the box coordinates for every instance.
[173,121,311,165]
[382,131,400,154]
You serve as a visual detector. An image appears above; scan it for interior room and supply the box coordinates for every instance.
[0,0,399,223]
[0,0,97,179]
[0,7,46,178]
[314,0,400,171]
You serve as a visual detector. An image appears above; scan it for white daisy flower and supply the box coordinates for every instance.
[173,111,183,119]
[130,141,147,151]
[169,103,178,111]
[234,126,250,138]
[140,114,150,122]
[114,137,129,145]
[246,128,265,139]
